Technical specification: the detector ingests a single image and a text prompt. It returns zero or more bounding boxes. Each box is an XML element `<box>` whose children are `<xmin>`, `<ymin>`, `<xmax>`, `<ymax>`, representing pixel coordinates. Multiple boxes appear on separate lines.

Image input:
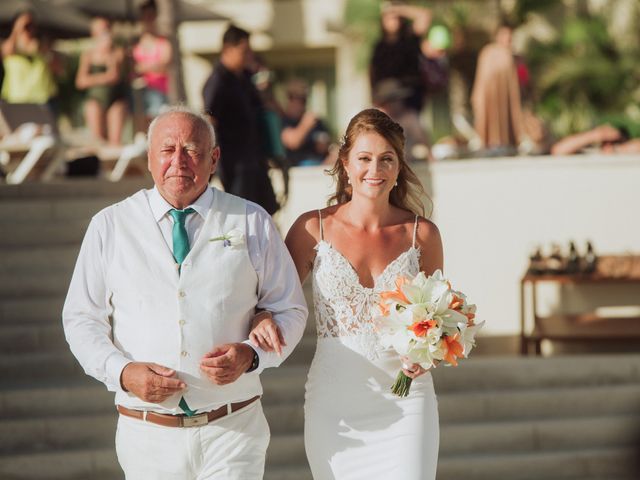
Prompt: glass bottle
<box><xmin>584</xmin><ymin>241</ymin><xmax>597</xmax><ymax>274</ymax></box>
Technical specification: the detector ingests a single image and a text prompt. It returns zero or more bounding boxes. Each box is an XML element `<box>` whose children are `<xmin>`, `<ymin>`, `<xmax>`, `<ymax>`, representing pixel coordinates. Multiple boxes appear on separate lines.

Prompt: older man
<box><xmin>63</xmin><ymin>106</ymin><xmax>307</xmax><ymax>479</ymax></box>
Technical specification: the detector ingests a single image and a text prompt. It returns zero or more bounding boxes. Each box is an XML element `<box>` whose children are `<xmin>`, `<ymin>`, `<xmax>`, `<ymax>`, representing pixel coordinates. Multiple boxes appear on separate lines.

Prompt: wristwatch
<box><xmin>246</xmin><ymin>347</ymin><xmax>260</xmax><ymax>373</ymax></box>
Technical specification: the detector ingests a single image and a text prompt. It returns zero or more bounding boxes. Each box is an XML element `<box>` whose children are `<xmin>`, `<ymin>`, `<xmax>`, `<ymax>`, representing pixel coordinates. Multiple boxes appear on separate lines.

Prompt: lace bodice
<box><xmin>312</xmin><ymin>218</ymin><xmax>421</xmax><ymax>360</ymax></box>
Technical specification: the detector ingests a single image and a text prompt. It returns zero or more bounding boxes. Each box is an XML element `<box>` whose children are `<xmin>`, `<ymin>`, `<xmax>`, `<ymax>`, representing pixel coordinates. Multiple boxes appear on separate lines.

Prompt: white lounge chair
<box><xmin>0</xmin><ymin>102</ymin><xmax>65</xmax><ymax>184</ymax></box>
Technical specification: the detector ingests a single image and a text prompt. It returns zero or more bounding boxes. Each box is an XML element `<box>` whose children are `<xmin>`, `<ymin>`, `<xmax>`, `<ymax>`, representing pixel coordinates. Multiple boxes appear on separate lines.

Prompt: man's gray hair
<box><xmin>147</xmin><ymin>105</ymin><xmax>217</xmax><ymax>152</ymax></box>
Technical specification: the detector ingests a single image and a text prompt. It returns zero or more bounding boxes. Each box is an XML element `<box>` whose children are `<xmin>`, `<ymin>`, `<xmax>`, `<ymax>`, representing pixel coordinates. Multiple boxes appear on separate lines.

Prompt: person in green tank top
<box><xmin>75</xmin><ymin>16</ymin><xmax>129</xmax><ymax>146</ymax></box>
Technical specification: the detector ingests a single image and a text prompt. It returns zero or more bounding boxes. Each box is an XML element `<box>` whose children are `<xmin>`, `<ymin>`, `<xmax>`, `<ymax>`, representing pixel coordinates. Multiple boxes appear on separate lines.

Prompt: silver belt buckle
<box><xmin>182</xmin><ymin>413</ymin><xmax>208</xmax><ymax>427</ymax></box>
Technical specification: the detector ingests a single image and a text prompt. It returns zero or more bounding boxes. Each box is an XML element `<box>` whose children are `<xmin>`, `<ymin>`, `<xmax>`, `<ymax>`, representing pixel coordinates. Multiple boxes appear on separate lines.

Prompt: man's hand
<box><xmin>200</xmin><ymin>343</ymin><xmax>254</xmax><ymax>385</ymax></box>
<box><xmin>120</xmin><ymin>362</ymin><xmax>185</xmax><ymax>403</ymax></box>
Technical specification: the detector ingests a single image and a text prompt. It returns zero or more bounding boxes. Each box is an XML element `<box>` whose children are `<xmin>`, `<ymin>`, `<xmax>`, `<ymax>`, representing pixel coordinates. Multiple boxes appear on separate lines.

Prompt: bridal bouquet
<box><xmin>376</xmin><ymin>270</ymin><xmax>484</xmax><ymax>397</ymax></box>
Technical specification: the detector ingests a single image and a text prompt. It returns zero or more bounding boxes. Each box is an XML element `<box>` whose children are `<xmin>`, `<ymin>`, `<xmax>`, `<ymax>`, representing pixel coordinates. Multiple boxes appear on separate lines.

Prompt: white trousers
<box><xmin>115</xmin><ymin>400</ymin><xmax>270</xmax><ymax>480</ymax></box>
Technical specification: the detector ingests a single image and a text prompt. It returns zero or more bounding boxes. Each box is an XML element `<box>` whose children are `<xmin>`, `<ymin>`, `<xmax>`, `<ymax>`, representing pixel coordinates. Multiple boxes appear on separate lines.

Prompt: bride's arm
<box><xmin>416</xmin><ymin>217</ymin><xmax>444</xmax><ymax>275</ymax></box>
<box><xmin>284</xmin><ymin>211</ymin><xmax>322</xmax><ymax>283</ymax></box>
<box><xmin>402</xmin><ymin>217</ymin><xmax>444</xmax><ymax>379</ymax></box>
<box><xmin>250</xmin><ymin>211</ymin><xmax>321</xmax><ymax>353</ymax></box>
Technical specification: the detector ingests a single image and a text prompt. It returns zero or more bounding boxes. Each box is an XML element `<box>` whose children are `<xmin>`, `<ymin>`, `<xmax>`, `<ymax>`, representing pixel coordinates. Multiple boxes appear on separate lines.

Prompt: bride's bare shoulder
<box><xmin>285</xmin><ymin>207</ymin><xmax>329</xmax><ymax>247</ymax></box>
<box><xmin>288</xmin><ymin>206</ymin><xmax>340</xmax><ymax>238</ymax></box>
<box><xmin>415</xmin><ymin>217</ymin><xmax>443</xmax><ymax>272</ymax></box>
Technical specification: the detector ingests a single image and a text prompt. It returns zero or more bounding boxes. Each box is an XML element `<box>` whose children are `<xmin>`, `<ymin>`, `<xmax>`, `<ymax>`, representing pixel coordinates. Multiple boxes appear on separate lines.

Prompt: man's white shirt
<box><xmin>63</xmin><ymin>186</ymin><xmax>307</xmax><ymax>413</ymax></box>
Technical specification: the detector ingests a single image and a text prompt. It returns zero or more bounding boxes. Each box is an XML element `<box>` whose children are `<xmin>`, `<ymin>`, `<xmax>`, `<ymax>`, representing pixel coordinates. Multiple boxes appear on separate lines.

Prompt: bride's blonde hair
<box><xmin>328</xmin><ymin>108</ymin><xmax>428</xmax><ymax>217</ymax></box>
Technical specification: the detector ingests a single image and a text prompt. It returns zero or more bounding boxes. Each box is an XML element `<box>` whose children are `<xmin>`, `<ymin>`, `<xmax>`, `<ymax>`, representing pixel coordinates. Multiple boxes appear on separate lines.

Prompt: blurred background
<box><xmin>1</xmin><ymin>1</ymin><xmax>640</xmax><ymax>479</ymax></box>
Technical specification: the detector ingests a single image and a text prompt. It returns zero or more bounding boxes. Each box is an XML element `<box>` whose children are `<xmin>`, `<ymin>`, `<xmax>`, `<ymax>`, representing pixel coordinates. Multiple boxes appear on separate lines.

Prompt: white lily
<box><xmin>459</xmin><ymin>320</ymin><xmax>485</xmax><ymax>357</ymax></box>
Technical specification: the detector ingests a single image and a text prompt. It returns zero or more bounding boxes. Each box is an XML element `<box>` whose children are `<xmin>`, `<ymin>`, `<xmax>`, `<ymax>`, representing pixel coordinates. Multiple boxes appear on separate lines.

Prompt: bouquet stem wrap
<box><xmin>391</xmin><ymin>371</ymin><xmax>412</xmax><ymax>397</ymax></box>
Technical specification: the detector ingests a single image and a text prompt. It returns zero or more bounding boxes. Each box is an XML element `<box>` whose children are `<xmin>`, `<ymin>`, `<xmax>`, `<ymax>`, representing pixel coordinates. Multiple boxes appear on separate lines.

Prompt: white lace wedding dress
<box><xmin>304</xmin><ymin>213</ymin><xmax>439</xmax><ymax>480</ymax></box>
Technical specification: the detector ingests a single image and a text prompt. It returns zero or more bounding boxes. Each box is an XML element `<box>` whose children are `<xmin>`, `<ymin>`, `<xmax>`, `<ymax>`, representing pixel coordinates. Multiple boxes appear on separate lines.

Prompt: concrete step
<box><xmin>0</xmin><ymin>179</ymin><xmax>149</xmax><ymax>200</ymax></box>
<box><xmin>0</xmin><ymin>197</ymin><xmax>125</xmax><ymax>225</ymax></box>
<box><xmin>0</xmin><ymin>245</ymin><xmax>79</xmax><ymax>272</ymax></box>
<box><xmin>0</xmin><ymin>269</ymin><xmax>72</xmax><ymax>298</ymax></box>
<box><xmin>0</xmin><ymin>295</ymin><xmax>64</xmax><ymax>323</ymax></box>
<box><xmin>266</xmin><ymin>433</ymin><xmax>306</xmax><ymax>466</ymax></box>
<box><xmin>0</xmin><ymin>352</ymin><xmax>84</xmax><ymax>383</ymax></box>
<box><xmin>0</xmin><ymin>382</ymin><xmax>113</xmax><ymax>420</ymax></box>
<box><xmin>439</xmin><ymin>414</ymin><xmax>640</xmax><ymax>456</ymax></box>
<box><xmin>281</xmin><ymin>334</ymin><xmax>316</xmax><ymax>366</ymax></box>
<box><xmin>0</xmin><ymin>446</ymin><xmax>121</xmax><ymax>480</ymax></box>
<box><xmin>438</xmin><ymin>384</ymin><xmax>640</xmax><ymax>423</ymax></box>
<box><xmin>261</xmin><ymin>366</ymin><xmax>307</xmax><ymax>404</ymax></box>
<box><xmin>437</xmin><ymin>446</ymin><xmax>639</xmax><ymax>480</ymax></box>
<box><xmin>264</xmin><ymin>402</ymin><xmax>305</xmax><ymax>434</ymax></box>
<box><xmin>0</xmin><ymin>220</ymin><xmax>88</xmax><ymax>247</ymax></box>
<box><xmin>264</xmin><ymin>466</ymin><xmax>313</xmax><ymax>480</ymax></box>
<box><xmin>0</xmin><ymin>413</ymin><xmax>116</xmax><ymax>454</ymax></box>
<box><xmin>0</xmin><ymin>322</ymin><xmax>67</xmax><ymax>354</ymax></box>
<box><xmin>431</xmin><ymin>354</ymin><xmax>640</xmax><ymax>393</ymax></box>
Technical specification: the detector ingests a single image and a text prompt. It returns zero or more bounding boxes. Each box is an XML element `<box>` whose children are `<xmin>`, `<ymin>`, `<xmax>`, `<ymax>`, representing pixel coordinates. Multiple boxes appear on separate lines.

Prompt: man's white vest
<box><xmin>106</xmin><ymin>189</ymin><xmax>261</xmax><ymax>412</ymax></box>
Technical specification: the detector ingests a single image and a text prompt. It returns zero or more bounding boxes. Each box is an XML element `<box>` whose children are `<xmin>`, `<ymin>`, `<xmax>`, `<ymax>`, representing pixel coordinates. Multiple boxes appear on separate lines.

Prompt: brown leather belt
<box><xmin>117</xmin><ymin>395</ymin><xmax>260</xmax><ymax>428</ymax></box>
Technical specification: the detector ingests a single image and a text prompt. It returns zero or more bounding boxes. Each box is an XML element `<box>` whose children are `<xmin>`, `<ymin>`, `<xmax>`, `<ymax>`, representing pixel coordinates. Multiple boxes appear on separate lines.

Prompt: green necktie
<box><xmin>169</xmin><ymin>208</ymin><xmax>195</xmax><ymax>266</ymax></box>
<box><xmin>169</xmin><ymin>208</ymin><xmax>197</xmax><ymax>416</ymax></box>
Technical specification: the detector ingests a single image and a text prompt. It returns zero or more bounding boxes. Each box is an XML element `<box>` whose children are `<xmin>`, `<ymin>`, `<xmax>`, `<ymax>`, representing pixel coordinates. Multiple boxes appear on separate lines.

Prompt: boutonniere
<box><xmin>209</xmin><ymin>229</ymin><xmax>245</xmax><ymax>249</ymax></box>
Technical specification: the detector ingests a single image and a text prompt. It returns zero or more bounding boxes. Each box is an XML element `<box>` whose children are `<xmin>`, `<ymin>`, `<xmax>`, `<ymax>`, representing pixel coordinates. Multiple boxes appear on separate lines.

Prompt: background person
<box><xmin>551</xmin><ymin>122</ymin><xmax>640</xmax><ymax>155</ymax></box>
<box><xmin>280</xmin><ymin>78</ymin><xmax>332</xmax><ymax>167</ymax></box>
<box><xmin>75</xmin><ymin>16</ymin><xmax>128</xmax><ymax>146</ymax></box>
<box><xmin>132</xmin><ymin>0</ymin><xmax>172</xmax><ymax>124</ymax></box>
<box><xmin>1</xmin><ymin>10</ymin><xmax>60</xmax><ymax>110</ymax></box>
<box><xmin>370</xmin><ymin>1</ymin><xmax>432</xmax><ymax>114</ymax></box>
<box><xmin>471</xmin><ymin>22</ymin><xmax>524</xmax><ymax>154</ymax></box>
<box><xmin>202</xmin><ymin>24</ymin><xmax>279</xmax><ymax>215</ymax></box>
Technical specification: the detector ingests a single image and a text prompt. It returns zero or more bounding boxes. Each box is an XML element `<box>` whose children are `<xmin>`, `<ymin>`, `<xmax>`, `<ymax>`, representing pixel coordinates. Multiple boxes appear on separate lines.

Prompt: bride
<box><xmin>251</xmin><ymin>108</ymin><xmax>442</xmax><ymax>479</ymax></box>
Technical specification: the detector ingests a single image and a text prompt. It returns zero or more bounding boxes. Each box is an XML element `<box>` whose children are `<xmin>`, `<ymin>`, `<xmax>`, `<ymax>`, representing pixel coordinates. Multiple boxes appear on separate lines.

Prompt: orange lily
<box><xmin>379</xmin><ymin>276</ymin><xmax>410</xmax><ymax>305</ymax></box>
<box><xmin>449</xmin><ymin>293</ymin><xmax>464</xmax><ymax>311</ymax></box>
<box><xmin>408</xmin><ymin>319</ymin><xmax>437</xmax><ymax>337</ymax></box>
<box><xmin>378</xmin><ymin>300</ymin><xmax>390</xmax><ymax>316</ymax></box>
<box><xmin>443</xmin><ymin>334</ymin><xmax>464</xmax><ymax>366</ymax></box>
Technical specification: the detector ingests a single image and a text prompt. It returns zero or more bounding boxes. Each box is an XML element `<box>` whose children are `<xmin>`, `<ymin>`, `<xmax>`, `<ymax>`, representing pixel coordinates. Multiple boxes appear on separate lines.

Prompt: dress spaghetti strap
<box><xmin>412</xmin><ymin>215</ymin><xmax>419</xmax><ymax>249</ymax></box>
<box><xmin>318</xmin><ymin>210</ymin><xmax>324</xmax><ymax>241</ymax></box>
